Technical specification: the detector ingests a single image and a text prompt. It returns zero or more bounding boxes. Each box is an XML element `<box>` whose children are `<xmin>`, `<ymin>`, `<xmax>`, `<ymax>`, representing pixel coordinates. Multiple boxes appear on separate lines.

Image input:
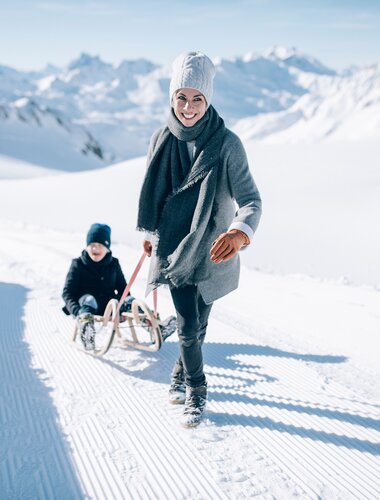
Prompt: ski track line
<box><xmin>140</xmin><ymin>390</ymin><xmax>300</xmax><ymax>499</ymax></box>
<box><xmin>213</xmin><ymin>401</ymin><xmax>376</xmax><ymax>499</ymax></box>
<box><xmin>0</xmin><ymin>296</ymin><xmax>83</xmax><ymax>498</ymax></box>
<box><xmin>258</xmin><ymin>393</ymin><xmax>379</xmax><ymax>484</ymax></box>
<box><xmin>208</xmin><ymin>344</ymin><xmax>380</xmax><ymax>450</ymax></box>
<box><xmin>0</xmin><ymin>233</ymin><xmax>262</xmax><ymax>497</ymax></box>
<box><xmin>208</xmin><ymin>397</ymin><xmax>320</xmax><ymax>498</ymax></box>
<box><xmin>26</xmin><ymin>295</ymin><xmax>230</xmax><ymax>499</ymax></box>
<box><xmin>194</xmin><ymin>336</ymin><xmax>378</xmax><ymax>496</ymax></box>
<box><xmin>101</xmin><ymin>339</ymin><xmax>311</xmax><ymax>498</ymax></box>
<box><xmin>213</xmin><ymin>301</ymin><xmax>380</xmax><ymax>409</ymax></box>
<box><xmin>213</xmin><ymin>303</ymin><xmax>380</xmax><ymax>429</ymax></box>
<box><xmin>29</xmin><ymin>347</ymin><xmax>141</xmax><ymax>497</ymax></box>
<box><xmin>76</xmin><ymin>421</ymin><xmax>123</xmax><ymax>499</ymax></box>
<box><xmin>203</xmin><ymin>360</ymin><xmax>328</xmax><ymax>497</ymax></box>
<box><xmin>128</xmin><ymin>344</ymin><xmax>304</xmax><ymax>497</ymax></box>
<box><xmin>35</xmin><ymin>294</ymin><xmax>286</xmax><ymax>498</ymax></box>
<box><xmin>87</xmin><ymin>318</ymin><xmax>378</xmax><ymax>498</ymax></box>
<box><xmin>105</xmin><ymin>320</ymin><xmax>300</xmax><ymax>498</ymax></box>
<box><xmin>212</xmin><ymin>397</ymin><xmax>373</xmax><ymax>499</ymax></box>
<box><xmin>2</xmin><ymin>227</ymin><xmax>380</xmax><ymax>498</ymax></box>
<box><xmin>26</xmin><ymin>311</ymin><xmax>137</xmax><ymax>498</ymax></box>
<box><xmin>88</xmin><ymin>342</ymin><xmax>230</xmax><ymax>499</ymax></box>
<box><xmin>179</xmin><ymin>309</ymin><xmax>380</xmax><ymax>497</ymax></box>
<box><xmin>202</xmin><ymin>336</ymin><xmax>380</xmax><ymax>498</ymax></box>
<box><xmin>101</xmin><ymin>380</ymin><xmax>229</xmax><ymax>500</ymax></box>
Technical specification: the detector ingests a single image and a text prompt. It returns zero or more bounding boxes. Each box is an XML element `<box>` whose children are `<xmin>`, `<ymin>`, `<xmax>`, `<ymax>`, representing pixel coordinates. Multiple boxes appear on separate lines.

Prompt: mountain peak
<box><xmin>264</xmin><ymin>45</ymin><xmax>335</xmax><ymax>75</ymax></box>
<box><xmin>68</xmin><ymin>53</ymin><xmax>109</xmax><ymax>70</ymax></box>
<box><xmin>264</xmin><ymin>45</ymin><xmax>298</xmax><ymax>60</ymax></box>
<box><xmin>117</xmin><ymin>58</ymin><xmax>159</xmax><ymax>76</ymax></box>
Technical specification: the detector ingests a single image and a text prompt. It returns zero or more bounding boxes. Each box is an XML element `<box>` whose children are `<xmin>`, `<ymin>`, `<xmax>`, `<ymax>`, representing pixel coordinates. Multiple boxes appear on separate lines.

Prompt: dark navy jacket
<box><xmin>62</xmin><ymin>250</ymin><xmax>127</xmax><ymax>316</ymax></box>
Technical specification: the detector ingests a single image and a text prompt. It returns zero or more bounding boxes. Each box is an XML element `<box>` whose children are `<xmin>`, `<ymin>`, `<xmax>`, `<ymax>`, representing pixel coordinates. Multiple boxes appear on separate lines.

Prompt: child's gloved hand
<box><xmin>143</xmin><ymin>239</ymin><xmax>152</xmax><ymax>257</ymax></box>
<box><xmin>210</xmin><ymin>230</ymin><xmax>249</xmax><ymax>264</ymax></box>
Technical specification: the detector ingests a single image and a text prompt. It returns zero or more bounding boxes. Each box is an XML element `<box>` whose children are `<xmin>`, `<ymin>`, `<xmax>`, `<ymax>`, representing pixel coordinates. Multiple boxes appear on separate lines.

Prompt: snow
<box><xmin>1</xmin><ymin>140</ymin><xmax>379</xmax><ymax>287</ymax></box>
<box><xmin>232</xmin><ymin>64</ymin><xmax>380</xmax><ymax>143</ymax></box>
<box><xmin>0</xmin><ymin>155</ymin><xmax>59</xmax><ymax>179</ymax></box>
<box><xmin>0</xmin><ymin>142</ymin><xmax>379</xmax><ymax>497</ymax></box>
<box><xmin>1</xmin><ymin>45</ymin><xmax>380</xmax><ymax>498</ymax></box>
<box><xmin>0</xmin><ymin>100</ymin><xmax>109</xmax><ymax>171</ymax></box>
<box><xmin>241</xmin><ymin>140</ymin><xmax>380</xmax><ymax>287</ymax></box>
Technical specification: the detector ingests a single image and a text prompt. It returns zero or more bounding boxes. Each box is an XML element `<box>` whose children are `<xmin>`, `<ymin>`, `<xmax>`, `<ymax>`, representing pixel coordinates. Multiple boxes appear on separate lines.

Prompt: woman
<box><xmin>137</xmin><ymin>51</ymin><xmax>262</xmax><ymax>427</ymax></box>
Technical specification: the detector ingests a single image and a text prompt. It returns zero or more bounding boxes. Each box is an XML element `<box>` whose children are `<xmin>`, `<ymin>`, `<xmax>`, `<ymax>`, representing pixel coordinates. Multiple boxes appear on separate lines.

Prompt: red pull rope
<box><xmin>116</xmin><ymin>252</ymin><xmax>158</xmax><ymax>317</ymax></box>
<box><xmin>116</xmin><ymin>252</ymin><xmax>146</xmax><ymax>315</ymax></box>
<box><xmin>153</xmin><ymin>288</ymin><xmax>158</xmax><ymax>318</ymax></box>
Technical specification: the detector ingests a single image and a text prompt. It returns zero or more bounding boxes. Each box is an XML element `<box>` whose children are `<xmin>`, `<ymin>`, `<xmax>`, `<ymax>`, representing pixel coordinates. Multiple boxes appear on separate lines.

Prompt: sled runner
<box><xmin>71</xmin><ymin>253</ymin><xmax>177</xmax><ymax>356</ymax></box>
<box><xmin>72</xmin><ymin>297</ymin><xmax>176</xmax><ymax>356</ymax></box>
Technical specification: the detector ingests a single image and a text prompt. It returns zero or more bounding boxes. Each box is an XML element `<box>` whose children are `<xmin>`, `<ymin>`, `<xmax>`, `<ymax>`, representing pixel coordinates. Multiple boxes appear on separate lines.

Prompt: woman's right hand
<box><xmin>143</xmin><ymin>239</ymin><xmax>152</xmax><ymax>257</ymax></box>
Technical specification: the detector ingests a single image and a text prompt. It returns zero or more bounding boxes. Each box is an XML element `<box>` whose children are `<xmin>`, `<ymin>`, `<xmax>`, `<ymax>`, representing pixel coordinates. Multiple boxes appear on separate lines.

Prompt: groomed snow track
<box><xmin>0</xmin><ymin>225</ymin><xmax>379</xmax><ymax>499</ymax></box>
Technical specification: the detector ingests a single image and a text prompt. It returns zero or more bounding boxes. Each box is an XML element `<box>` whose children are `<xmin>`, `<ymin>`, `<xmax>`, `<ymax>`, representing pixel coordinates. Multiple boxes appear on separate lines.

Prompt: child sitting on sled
<box><xmin>62</xmin><ymin>223</ymin><xmax>135</xmax><ymax>350</ymax></box>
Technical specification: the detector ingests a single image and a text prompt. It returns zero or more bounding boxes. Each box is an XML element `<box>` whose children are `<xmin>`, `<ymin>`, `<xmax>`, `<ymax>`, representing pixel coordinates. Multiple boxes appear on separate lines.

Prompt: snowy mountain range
<box><xmin>1</xmin><ymin>46</ymin><xmax>379</xmax><ymax>171</ymax></box>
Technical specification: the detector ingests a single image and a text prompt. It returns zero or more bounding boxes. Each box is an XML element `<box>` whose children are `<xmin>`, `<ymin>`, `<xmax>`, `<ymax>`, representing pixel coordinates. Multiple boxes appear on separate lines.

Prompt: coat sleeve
<box><xmin>114</xmin><ymin>259</ymin><xmax>128</xmax><ymax>300</ymax></box>
<box><xmin>62</xmin><ymin>260</ymin><xmax>81</xmax><ymax>316</ymax></box>
<box><xmin>225</xmin><ymin>133</ymin><xmax>262</xmax><ymax>243</ymax></box>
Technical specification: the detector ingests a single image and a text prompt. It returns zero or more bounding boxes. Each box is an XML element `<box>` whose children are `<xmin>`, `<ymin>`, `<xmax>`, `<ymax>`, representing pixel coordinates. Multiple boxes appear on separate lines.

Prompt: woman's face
<box><xmin>172</xmin><ymin>88</ymin><xmax>207</xmax><ymax>127</ymax></box>
<box><xmin>87</xmin><ymin>242</ymin><xmax>108</xmax><ymax>262</ymax></box>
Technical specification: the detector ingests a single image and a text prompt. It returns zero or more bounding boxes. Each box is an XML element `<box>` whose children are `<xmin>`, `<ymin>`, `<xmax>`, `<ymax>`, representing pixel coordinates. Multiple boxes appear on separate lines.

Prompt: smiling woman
<box><xmin>137</xmin><ymin>51</ymin><xmax>262</xmax><ymax>428</ymax></box>
<box><xmin>173</xmin><ymin>89</ymin><xmax>207</xmax><ymax>127</ymax></box>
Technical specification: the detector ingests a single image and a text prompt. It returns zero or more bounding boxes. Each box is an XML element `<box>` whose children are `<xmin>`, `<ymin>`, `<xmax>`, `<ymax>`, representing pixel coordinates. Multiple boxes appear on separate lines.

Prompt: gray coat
<box><xmin>145</xmin><ymin>127</ymin><xmax>262</xmax><ymax>304</ymax></box>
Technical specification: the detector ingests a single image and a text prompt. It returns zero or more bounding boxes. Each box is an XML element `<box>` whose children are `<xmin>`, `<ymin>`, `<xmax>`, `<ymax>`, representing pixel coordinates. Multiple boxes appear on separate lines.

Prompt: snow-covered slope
<box><xmin>0</xmin><ymin>222</ymin><xmax>379</xmax><ymax>499</ymax></box>
<box><xmin>0</xmin><ymin>139</ymin><xmax>379</xmax><ymax>287</ymax></box>
<box><xmin>1</xmin><ymin>47</ymin><xmax>380</xmax><ymax>170</ymax></box>
<box><xmin>0</xmin><ymin>117</ymin><xmax>379</xmax><ymax>496</ymax></box>
<box><xmin>0</xmin><ymin>155</ymin><xmax>59</xmax><ymax>179</ymax></box>
<box><xmin>233</xmin><ymin>63</ymin><xmax>380</xmax><ymax>142</ymax></box>
<box><xmin>0</xmin><ymin>98</ymin><xmax>109</xmax><ymax>171</ymax></box>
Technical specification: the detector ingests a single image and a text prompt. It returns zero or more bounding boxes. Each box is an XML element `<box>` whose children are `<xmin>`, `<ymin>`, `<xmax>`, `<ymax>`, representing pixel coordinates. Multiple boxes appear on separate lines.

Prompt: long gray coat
<box><xmin>145</xmin><ymin>127</ymin><xmax>262</xmax><ymax>304</ymax></box>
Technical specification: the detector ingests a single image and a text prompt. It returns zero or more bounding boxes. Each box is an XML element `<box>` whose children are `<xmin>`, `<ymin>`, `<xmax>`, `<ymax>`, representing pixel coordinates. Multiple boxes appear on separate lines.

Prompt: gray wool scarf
<box><xmin>137</xmin><ymin>106</ymin><xmax>226</xmax><ymax>288</ymax></box>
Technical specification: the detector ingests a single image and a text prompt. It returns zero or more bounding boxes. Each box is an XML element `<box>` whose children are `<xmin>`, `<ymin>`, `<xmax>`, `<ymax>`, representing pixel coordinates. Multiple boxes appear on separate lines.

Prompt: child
<box><xmin>62</xmin><ymin>223</ymin><xmax>133</xmax><ymax>350</ymax></box>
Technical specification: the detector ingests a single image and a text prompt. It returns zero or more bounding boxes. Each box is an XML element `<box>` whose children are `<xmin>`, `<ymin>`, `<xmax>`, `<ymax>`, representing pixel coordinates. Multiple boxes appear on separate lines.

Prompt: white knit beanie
<box><xmin>169</xmin><ymin>51</ymin><xmax>216</xmax><ymax>108</ymax></box>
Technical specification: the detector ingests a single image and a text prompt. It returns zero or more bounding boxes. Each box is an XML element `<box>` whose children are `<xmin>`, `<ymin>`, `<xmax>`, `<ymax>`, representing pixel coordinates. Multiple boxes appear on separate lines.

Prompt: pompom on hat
<box><xmin>86</xmin><ymin>223</ymin><xmax>111</xmax><ymax>249</ymax></box>
<box><xmin>169</xmin><ymin>51</ymin><xmax>216</xmax><ymax>108</ymax></box>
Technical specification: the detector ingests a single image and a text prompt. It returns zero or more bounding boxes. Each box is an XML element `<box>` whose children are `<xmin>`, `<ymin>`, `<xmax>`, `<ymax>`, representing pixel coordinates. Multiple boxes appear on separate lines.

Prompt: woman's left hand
<box><xmin>210</xmin><ymin>230</ymin><xmax>249</xmax><ymax>264</ymax></box>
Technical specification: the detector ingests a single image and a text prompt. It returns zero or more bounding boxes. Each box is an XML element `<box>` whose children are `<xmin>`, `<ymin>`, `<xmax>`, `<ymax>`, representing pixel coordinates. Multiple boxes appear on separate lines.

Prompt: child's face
<box><xmin>87</xmin><ymin>242</ymin><xmax>109</xmax><ymax>262</ymax></box>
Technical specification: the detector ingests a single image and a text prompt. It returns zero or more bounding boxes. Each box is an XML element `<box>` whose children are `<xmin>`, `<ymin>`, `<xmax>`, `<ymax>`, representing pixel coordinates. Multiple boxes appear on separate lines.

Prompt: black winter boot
<box><xmin>180</xmin><ymin>383</ymin><xmax>207</xmax><ymax>428</ymax></box>
<box><xmin>78</xmin><ymin>313</ymin><xmax>96</xmax><ymax>351</ymax></box>
<box><xmin>168</xmin><ymin>375</ymin><xmax>186</xmax><ymax>405</ymax></box>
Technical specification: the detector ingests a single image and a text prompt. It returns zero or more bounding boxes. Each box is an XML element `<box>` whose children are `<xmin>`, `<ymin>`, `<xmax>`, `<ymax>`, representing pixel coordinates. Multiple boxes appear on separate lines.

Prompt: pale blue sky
<box><xmin>1</xmin><ymin>0</ymin><xmax>379</xmax><ymax>71</ymax></box>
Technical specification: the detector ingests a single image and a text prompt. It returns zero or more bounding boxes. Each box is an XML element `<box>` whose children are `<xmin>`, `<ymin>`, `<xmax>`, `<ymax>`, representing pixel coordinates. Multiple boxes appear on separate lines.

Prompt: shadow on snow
<box><xmin>0</xmin><ymin>282</ymin><xmax>83</xmax><ymax>497</ymax></box>
<box><xmin>100</xmin><ymin>338</ymin><xmax>379</xmax><ymax>456</ymax></box>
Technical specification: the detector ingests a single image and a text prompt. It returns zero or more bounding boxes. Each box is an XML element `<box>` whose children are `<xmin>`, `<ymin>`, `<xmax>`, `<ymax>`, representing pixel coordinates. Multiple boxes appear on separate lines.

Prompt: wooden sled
<box><xmin>72</xmin><ymin>297</ymin><xmax>168</xmax><ymax>357</ymax></box>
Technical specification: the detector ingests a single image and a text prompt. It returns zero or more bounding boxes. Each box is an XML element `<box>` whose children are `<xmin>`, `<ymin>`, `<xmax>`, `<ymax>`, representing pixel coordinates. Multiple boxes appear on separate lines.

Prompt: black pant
<box><xmin>170</xmin><ymin>284</ymin><xmax>213</xmax><ymax>388</ymax></box>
